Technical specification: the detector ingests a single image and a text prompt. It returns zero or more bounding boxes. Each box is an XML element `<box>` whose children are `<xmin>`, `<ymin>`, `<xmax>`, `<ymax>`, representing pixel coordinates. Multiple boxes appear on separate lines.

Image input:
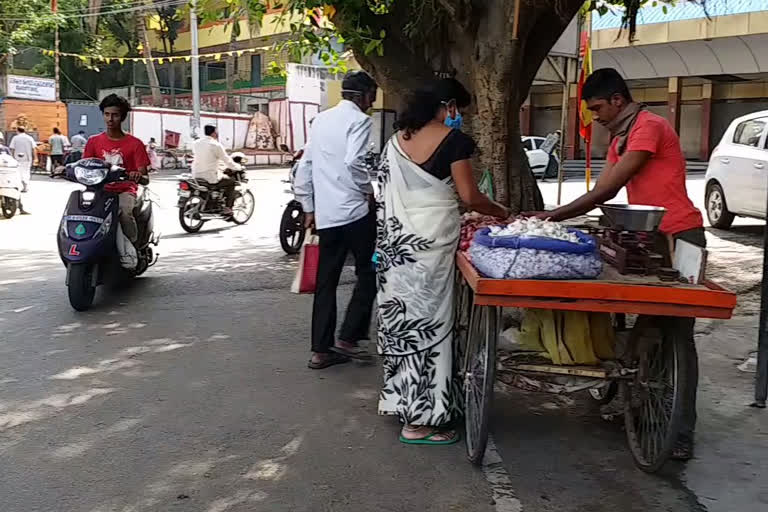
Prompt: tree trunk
<box><xmin>137</xmin><ymin>11</ymin><xmax>162</xmax><ymax>107</ymax></box>
<box><xmin>86</xmin><ymin>0</ymin><xmax>102</xmax><ymax>34</ymax></box>
<box><xmin>226</xmin><ymin>22</ymin><xmax>238</xmax><ymax>112</ymax></box>
<box><xmin>340</xmin><ymin>0</ymin><xmax>581</xmax><ymax>211</ymax></box>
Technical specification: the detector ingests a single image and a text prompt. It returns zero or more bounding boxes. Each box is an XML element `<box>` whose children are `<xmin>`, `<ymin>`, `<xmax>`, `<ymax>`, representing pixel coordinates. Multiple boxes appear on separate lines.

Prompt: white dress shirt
<box><xmin>293</xmin><ymin>100</ymin><xmax>373</xmax><ymax>230</ymax></box>
<box><xmin>192</xmin><ymin>136</ymin><xmax>239</xmax><ymax>183</ymax></box>
<box><xmin>9</xmin><ymin>133</ymin><xmax>37</xmax><ymax>162</ymax></box>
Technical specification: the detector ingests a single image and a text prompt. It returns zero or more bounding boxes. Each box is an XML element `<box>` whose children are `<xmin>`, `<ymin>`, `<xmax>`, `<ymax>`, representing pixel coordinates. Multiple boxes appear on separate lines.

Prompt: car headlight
<box><xmin>74</xmin><ymin>166</ymin><xmax>108</xmax><ymax>186</ymax></box>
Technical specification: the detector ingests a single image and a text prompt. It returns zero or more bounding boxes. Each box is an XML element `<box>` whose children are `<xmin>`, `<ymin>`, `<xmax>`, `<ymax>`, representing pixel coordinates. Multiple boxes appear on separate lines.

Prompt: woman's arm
<box><xmin>452</xmin><ymin>159</ymin><xmax>510</xmax><ymax>218</ymax></box>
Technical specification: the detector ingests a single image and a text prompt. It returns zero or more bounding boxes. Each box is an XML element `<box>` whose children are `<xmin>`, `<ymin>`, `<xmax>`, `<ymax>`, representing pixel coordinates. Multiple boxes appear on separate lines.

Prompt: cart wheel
<box><xmin>623</xmin><ymin>317</ymin><xmax>694</xmax><ymax>473</ymax></box>
<box><xmin>464</xmin><ymin>304</ymin><xmax>498</xmax><ymax>466</ymax></box>
<box><xmin>454</xmin><ymin>277</ymin><xmax>473</xmax><ymax>370</ymax></box>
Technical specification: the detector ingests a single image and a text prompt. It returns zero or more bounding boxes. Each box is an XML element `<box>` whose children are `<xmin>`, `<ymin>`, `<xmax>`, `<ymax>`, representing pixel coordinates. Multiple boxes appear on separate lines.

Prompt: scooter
<box><xmin>0</xmin><ymin>145</ymin><xmax>22</xmax><ymax>219</ymax></box>
<box><xmin>56</xmin><ymin>158</ymin><xmax>159</xmax><ymax>311</ymax></box>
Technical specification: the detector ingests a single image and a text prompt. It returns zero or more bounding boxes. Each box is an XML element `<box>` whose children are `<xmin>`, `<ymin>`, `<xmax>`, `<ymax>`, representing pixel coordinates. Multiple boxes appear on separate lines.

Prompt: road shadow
<box><xmin>707</xmin><ymin>225</ymin><xmax>765</xmax><ymax>250</ymax></box>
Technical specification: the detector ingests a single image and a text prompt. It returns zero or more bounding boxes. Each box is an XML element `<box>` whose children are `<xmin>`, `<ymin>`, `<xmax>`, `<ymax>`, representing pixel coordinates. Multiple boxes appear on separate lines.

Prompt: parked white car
<box><xmin>523</xmin><ymin>136</ymin><xmax>559</xmax><ymax>179</ymax></box>
<box><xmin>705</xmin><ymin>110</ymin><xmax>768</xmax><ymax>229</ymax></box>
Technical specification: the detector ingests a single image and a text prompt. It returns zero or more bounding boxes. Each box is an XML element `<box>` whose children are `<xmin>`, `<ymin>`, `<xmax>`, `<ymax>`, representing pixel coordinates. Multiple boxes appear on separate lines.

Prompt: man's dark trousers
<box><xmin>311</xmin><ymin>211</ymin><xmax>376</xmax><ymax>354</ymax></box>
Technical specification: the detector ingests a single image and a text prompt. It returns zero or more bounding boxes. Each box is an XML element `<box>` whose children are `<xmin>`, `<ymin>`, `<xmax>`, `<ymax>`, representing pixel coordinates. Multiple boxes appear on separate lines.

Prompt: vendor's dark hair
<box><xmin>582</xmin><ymin>68</ymin><xmax>633</xmax><ymax>102</ymax></box>
<box><xmin>394</xmin><ymin>78</ymin><xmax>471</xmax><ymax>139</ymax></box>
<box><xmin>99</xmin><ymin>93</ymin><xmax>132</xmax><ymax>121</ymax></box>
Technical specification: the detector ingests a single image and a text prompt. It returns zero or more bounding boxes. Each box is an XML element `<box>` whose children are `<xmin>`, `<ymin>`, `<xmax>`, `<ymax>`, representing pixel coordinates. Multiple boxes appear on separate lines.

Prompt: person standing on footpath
<box><xmin>294</xmin><ymin>71</ymin><xmax>379</xmax><ymax>370</ymax></box>
<box><xmin>523</xmin><ymin>68</ymin><xmax>703</xmax><ymax>460</ymax></box>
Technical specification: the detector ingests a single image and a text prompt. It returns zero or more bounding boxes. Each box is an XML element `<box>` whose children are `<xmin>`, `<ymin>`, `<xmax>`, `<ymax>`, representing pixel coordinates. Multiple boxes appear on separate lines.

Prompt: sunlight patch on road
<box><xmin>0</xmin><ymin>387</ymin><xmax>116</xmax><ymax>431</ymax></box>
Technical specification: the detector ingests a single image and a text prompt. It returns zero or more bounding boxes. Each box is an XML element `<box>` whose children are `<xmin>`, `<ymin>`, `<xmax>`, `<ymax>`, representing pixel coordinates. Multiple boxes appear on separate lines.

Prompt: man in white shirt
<box><xmin>192</xmin><ymin>125</ymin><xmax>241</xmax><ymax>215</ymax></box>
<box><xmin>9</xmin><ymin>126</ymin><xmax>37</xmax><ymax>197</ymax></box>
<box><xmin>294</xmin><ymin>71</ymin><xmax>378</xmax><ymax>369</ymax></box>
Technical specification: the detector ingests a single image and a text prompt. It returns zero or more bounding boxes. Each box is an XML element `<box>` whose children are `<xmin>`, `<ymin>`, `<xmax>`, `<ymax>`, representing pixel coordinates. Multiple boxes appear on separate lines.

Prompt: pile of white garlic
<box><xmin>488</xmin><ymin>217</ymin><xmax>579</xmax><ymax>244</ymax></box>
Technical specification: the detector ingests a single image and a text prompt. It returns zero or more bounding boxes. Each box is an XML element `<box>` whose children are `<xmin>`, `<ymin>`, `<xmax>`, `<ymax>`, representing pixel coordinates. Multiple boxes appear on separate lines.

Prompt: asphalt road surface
<box><xmin>1</xmin><ymin>170</ymin><xmax>766</xmax><ymax>512</ymax></box>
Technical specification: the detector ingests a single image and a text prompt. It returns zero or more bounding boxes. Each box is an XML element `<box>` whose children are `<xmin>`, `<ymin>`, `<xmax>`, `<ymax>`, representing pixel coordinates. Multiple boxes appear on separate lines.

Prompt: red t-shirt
<box><xmin>607</xmin><ymin>111</ymin><xmax>703</xmax><ymax>235</ymax></box>
<box><xmin>83</xmin><ymin>132</ymin><xmax>150</xmax><ymax>172</ymax></box>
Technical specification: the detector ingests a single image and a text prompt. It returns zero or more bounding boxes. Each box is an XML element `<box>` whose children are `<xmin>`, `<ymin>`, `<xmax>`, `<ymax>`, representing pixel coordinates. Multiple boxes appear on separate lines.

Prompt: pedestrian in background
<box><xmin>443</xmin><ymin>99</ymin><xmax>463</xmax><ymax>130</ymax></box>
<box><xmin>9</xmin><ymin>126</ymin><xmax>36</xmax><ymax>202</ymax></box>
<box><xmin>69</xmin><ymin>130</ymin><xmax>88</xmax><ymax>163</ymax></box>
<box><xmin>49</xmin><ymin>127</ymin><xmax>67</xmax><ymax>173</ymax></box>
<box><xmin>294</xmin><ymin>71</ymin><xmax>379</xmax><ymax>370</ymax></box>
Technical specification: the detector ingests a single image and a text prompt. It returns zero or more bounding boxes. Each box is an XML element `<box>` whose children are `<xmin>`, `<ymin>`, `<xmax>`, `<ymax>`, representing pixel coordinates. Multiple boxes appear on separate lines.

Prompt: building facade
<box><xmin>525</xmin><ymin>0</ymin><xmax>768</xmax><ymax>162</ymax></box>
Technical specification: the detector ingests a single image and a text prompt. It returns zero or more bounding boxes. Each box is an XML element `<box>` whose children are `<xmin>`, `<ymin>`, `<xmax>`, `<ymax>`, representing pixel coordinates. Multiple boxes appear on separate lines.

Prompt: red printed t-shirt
<box><xmin>83</xmin><ymin>133</ymin><xmax>150</xmax><ymax>172</ymax></box>
<box><xmin>607</xmin><ymin>110</ymin><xmax>703</xmax><ymax>235</ymax></box>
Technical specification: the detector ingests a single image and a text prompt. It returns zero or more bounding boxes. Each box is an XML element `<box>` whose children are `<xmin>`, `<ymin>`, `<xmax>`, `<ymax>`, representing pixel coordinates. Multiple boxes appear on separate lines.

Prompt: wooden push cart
<box><xmin>455</xmin><ymin>252</ymin><xmax>737</xmax><ymax>473</ymax></box>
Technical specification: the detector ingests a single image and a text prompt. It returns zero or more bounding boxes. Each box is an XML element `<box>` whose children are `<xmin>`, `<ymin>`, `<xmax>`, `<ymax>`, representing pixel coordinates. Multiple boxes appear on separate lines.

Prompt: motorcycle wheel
<box><xmin>1</xmin><ymin>197</ymin><xmax>18</xmax><ymax>219</ymax></box>
<box><xmin>280</xmin><ymin>202</ymin><xmax>305</xmax><ymax>255</ymax></box>
<box><xmin>179</xmin><ymin>197</ymin><xmax>205</xmax><ymax>233</ymax></box>
<box><xmin>231</xmin><ymin>190</ymin><xmax>255</xmax><ymax>225</ymax></box>
<box><xmin>68</xmin><ymin>264</ymin><xmax>96</xmax><ymax>311</ymax></box>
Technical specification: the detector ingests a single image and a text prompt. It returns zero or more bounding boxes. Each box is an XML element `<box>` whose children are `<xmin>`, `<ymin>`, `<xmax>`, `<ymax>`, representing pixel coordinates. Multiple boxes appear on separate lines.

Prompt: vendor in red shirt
<box><xmin>83</xmin><ymin>94</ymin><xmax>150</xmax><ymax>244</ymax></box>
<box><xmin>524</xmin><ymin>68</ymin><xmax>703</xmax><ymax>460</ymax></box>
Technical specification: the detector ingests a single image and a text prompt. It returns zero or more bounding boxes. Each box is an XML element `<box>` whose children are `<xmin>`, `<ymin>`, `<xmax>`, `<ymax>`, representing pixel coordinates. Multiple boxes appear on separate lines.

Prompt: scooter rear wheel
<box><xmin>68</xmin><ymin>264</ymin><xmax>96</xmax><ymax>311</ymax></box>
<box><xmin>179</xmin><ymin>197</ymin><xmax>205</xmax><ymax>233</ymax></box>
<box><xmin>1</xmin><ymin>197</ymin><xmax>18</xmax><ymax>219</ymax></box>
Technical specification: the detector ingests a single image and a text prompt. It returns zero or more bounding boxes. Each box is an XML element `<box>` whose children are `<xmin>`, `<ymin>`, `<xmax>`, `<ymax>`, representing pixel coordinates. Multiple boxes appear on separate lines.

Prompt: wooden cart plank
<box><xmin>457</xmin><ymin>252</ymin><xmax>737</xmax><ymax>313</ymax></box>
<box><xmin>473</xmin><ymin>295</ymin><xmax>733</xmax><ymax>319</ymax></box>
<box><xmin>509</xmin><ymin>363</ymin><xmax>608</xmax><ymax>378</ymax></box>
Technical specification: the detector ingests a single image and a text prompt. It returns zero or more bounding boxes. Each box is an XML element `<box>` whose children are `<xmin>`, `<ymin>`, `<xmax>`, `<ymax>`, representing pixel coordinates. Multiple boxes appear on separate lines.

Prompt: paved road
<box><xmin>1</xmin><ymin>171</ymin><xmax>766</xmax><ymax>511</ymax></box>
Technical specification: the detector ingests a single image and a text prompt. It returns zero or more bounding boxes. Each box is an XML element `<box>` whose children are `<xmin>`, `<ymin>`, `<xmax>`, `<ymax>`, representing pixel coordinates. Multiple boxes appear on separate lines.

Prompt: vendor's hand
<box><xmin>303</xmin><ymin>212</ymin><xmax>315</xmax><ymax>230</ymax></box>
<box><xmin>520</xmin><ymin>210</ymin><xmax>553</xmax><ymax>220</ymax></box>
<box><xmin>128</xmin><ymin>171</ymin><xmax>143</xmax><ymax>183</ymax></box>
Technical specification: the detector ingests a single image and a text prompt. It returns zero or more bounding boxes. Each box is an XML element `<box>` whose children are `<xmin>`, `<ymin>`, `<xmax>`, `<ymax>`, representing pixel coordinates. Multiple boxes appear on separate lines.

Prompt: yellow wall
<box><xmin>149</xmin><ymin>10</ymin><xmax>300</xmax><ymax>53</ymax></box>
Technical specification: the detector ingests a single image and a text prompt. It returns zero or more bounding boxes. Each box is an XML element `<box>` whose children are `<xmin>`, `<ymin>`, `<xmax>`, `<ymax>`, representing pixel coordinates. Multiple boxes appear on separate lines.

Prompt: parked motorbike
<box><xmin>0</xmin><ymin>145</ymin><xmax>22</xmax><ymax>219</ymax></box>
<box><xmin>278</xmin><ymin>144</ymin><xmax>380</xmax><ymax>255</ymax></box>
<box><xmin>177</xmin><ymin>153</ymin><xmax>255</xmax><ymax>233</ymax></box>
<box><xmin>279</xmin><ymin>147</ymin><xmax>306</xmax><ymax>255</ymax></box>
<box><xmin>56</xmin><ymin>158</ymin><xmax>159</xmax><ymax>311</ymax></box>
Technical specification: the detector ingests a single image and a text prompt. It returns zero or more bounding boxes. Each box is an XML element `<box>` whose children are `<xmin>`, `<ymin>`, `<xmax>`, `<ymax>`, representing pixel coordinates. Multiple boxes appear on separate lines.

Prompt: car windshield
<box><xmin>522</xmin><ymin>138</ymin><xmax>534</xmax><ymax>151</ymax></box>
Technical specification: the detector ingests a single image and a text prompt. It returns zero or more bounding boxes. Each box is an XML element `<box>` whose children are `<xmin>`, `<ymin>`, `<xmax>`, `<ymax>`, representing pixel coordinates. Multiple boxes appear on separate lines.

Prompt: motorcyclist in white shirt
<box><xmin>191</xmin><ymin>125</ymin><xmax>242</xmax><ymax>215</ymax></box>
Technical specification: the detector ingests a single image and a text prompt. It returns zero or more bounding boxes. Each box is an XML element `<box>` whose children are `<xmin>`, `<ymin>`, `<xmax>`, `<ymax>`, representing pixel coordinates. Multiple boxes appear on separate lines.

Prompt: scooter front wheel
<box><xmin>68</xmin><ymin>263</ymin><xmax>96</xmax><ymax>311</ymax></box>
<box><xmin>1</xmin><ymin>197</ymin><xmax>18</xmax><ymax>218</ymax></box>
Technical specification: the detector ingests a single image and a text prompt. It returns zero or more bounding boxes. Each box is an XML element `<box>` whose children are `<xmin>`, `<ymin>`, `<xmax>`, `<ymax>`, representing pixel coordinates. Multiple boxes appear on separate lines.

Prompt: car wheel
<box><xmin>706</xmin><ymin>182</ymin><xmax>735</xmax><ymax>229</ymax></box>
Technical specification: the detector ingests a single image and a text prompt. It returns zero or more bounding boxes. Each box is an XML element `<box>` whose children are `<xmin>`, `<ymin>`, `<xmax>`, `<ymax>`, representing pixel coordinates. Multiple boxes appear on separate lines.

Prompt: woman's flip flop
<box><xmin>399</xmin><ymin>430</ymin><xmax>461</xmax><ymax>445</ymax></box>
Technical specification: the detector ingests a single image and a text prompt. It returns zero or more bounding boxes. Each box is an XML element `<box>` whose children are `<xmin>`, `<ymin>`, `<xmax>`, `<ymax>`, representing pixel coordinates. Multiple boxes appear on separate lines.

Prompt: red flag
<box><xmin>577</xmin><ymin>30</ymin><xmax>593</xmax><ymax>143</ymax></box>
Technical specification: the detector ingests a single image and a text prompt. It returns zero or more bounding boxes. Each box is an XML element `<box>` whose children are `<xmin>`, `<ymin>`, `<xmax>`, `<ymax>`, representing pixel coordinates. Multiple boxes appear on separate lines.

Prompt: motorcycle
<box><xmin>279</xmin><ymin>147</ymin><xmax>306</xmax><ymax>255</ymax></box>
<box><xmin>278</xmin><ymin>145</ymin><xmax>380</xmax><ymax>255</ymax></box>
<box><xmin>0</xmin><ymin>145</ymin><xmax>22</xmax><ymax>219</ymax></box>
<box><xmin>56</xmin><ymin>158</ymin><xmax>159</xmax><ymax>311</ymax></box>
<box><xmin>177</xmin><ymin>152</ymin><xmax>255</xmax><ymax>233</ymax></box>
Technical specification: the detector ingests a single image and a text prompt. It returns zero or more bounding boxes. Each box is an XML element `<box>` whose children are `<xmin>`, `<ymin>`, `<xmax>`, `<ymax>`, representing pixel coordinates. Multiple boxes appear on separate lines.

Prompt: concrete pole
<box><xmin>190</xmin><ymin>0</ymin><xmax>201</xmax><ymax>138</ymax></box>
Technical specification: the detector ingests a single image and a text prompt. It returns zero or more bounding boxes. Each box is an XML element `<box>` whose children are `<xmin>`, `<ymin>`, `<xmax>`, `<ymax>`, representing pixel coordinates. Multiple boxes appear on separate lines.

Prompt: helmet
<box><xmin>230</xmin><ymin>151</ymin><xmax>246</xmax><ymax>164</ymax></box>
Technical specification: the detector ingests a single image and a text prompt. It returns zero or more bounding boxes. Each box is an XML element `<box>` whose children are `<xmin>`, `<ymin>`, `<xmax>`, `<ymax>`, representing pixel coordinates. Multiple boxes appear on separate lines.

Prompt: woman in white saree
<box><xmin>376</xmin><ymin>79</ymin><xmax>510</xmax><ymax>444</ymax></box>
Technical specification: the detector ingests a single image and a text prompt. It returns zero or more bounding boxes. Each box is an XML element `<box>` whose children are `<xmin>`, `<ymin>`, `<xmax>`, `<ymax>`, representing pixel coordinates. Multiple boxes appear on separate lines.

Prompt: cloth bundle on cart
<box><xmin>469</xmin><ymin>227</ymin><xmax>602</xmax><ymax>280</ymax></box>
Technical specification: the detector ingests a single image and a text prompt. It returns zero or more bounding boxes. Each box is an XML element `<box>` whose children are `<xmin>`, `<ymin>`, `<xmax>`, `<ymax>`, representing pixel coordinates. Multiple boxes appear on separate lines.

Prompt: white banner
<box><xmin>7</xmin><ymin>75</ymin><xmax>56</xmax><ymax>101</ymax></box>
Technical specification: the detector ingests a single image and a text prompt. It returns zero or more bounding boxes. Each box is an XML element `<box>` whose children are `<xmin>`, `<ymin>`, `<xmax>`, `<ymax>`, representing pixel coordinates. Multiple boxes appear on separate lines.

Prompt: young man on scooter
<box><xmin>83</xmin><ymin>94</ymin><xmax>150</xmax><ymax>245</ymax></box>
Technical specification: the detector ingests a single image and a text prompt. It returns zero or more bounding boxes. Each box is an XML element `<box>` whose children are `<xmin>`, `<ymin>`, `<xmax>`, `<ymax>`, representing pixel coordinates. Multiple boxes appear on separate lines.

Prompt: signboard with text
<box><xmin>6</xmin><ymin>75</ymin><xmax>56</xmax><ymax>101</ymax></box>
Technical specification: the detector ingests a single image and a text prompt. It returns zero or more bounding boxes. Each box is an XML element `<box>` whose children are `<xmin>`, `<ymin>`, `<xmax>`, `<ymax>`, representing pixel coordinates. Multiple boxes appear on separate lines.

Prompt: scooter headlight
<box><xmin>94</xmin><ymin>212</ymin><xmax>113</xmax><ymax>238</ymax></box>
<box><xmin>74</xmin><ymin>165</ymin><xmax>108</xmax><ymax>186</ymax></box>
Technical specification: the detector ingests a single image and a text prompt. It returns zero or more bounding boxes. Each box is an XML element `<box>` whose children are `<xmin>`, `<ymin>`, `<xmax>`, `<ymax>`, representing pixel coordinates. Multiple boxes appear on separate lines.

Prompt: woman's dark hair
<box><xmin>99</xmin><ymin>93</ymin><xmax>132</xmax><ymax>121</ymax></box>
<box><xmin>394</xmin><ymin>78</ymin><xmax>471</xmax><ymax>139</ymax></box>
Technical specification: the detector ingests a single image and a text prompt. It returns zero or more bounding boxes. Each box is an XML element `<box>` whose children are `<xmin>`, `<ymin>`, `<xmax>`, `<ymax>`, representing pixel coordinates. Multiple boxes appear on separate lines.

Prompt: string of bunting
<box><xmin>38</xmin><ymin>45</ymin><xmax>271</xmax><ymax>66</ymax></box>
